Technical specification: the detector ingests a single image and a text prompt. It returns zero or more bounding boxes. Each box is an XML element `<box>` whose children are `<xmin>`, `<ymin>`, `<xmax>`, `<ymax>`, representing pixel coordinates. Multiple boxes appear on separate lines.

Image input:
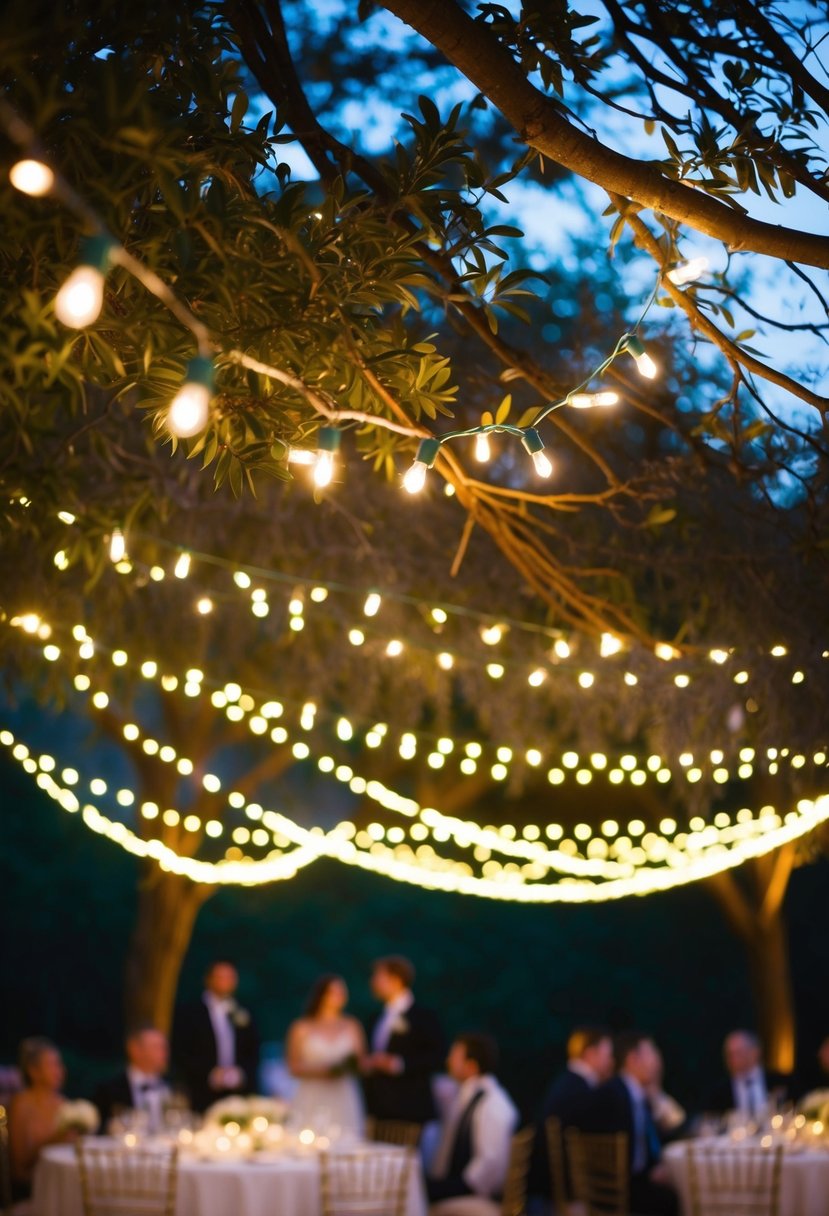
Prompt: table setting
<box><xmin>32</xmin><ymin>1096</ymin><xmax>427</xmax><ymax>1216</ymax></box>
<box><xmin>664</xmin><ymin>1108</ymin><xmax>829</xmax><ymax>1216</ymax></box>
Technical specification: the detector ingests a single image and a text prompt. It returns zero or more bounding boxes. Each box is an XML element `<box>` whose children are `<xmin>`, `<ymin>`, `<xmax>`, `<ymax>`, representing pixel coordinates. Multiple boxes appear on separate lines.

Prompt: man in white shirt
<box><xmin>428</xmin><ymin>1033</ymin><xmax>518</xmax><ymax>1204</ymax></box>
<box><xmin>94</xmin><ymin>1026</ymin><xmax>171</xmax><ymax>1132</ymax></box>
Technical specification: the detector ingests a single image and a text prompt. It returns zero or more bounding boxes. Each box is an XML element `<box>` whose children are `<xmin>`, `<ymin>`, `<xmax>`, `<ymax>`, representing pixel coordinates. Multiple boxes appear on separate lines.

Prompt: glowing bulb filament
<box><xmin>313</xmin><ymin>451</ymin><xmax>334</xmax><ymax>487</ymax></box>
<box><xmin>109</xmin><ymin>529</ymin><xmax>126</xmax><ymax>563</ymax></box>
<box><xmin>174</xmin><ymin>552</ymin><xmax>191</xmax><ymax>579</ymax></box>
<box><xmin>474</xmin><ymin>432</ymin><xmax>491</xmax><ymax>463</ymax></box>
<box><xmin>55</xmin><ymin>266</ymin><xmax>105</xmax><ymax>328</ymax></box>
<box><xmin>569</xmin><ymin>391</ymin><xmax>620</xmax><ymax>409</ymax></box>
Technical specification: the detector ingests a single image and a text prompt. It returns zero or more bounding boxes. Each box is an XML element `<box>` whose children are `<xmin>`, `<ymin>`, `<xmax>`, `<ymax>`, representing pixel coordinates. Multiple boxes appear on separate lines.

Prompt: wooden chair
<box><xmin>564</xmin><ymin>1128</ymin><xmax>629</xmax><ymax>1216</ymax></box>
<box><xmin>0</xmin><ymin>1106</ymin><xmax>11</xmax><ymax>1216</ymax></box>
<box><xmin>429</xmin><ymin>1125</ymin><xmax>536</xmax><ymax>1216</ymax></box>
<box><xmin>320</xmin><ymin>1146</ymin><xmax>415</xmax><ymax>1216</ymax></box>
<box><xmin>365</xmin><ymin>1117</ymin><xmax>422</xmax><ymax>1150</ymax></box>
<box><xmin>686</xmin><ymin>1142</ymin><xmax>783</xmax><ymax>1216</ymax></box>
<box><xmin>544</xmin><ymin>1116</ymin><xmax>569</xmax><ymax>1215</ymax></box>
<box><xmin>76</xmin><ymin>1141</ymin><xmax>178</xmax><ymax>1216</ymax></box>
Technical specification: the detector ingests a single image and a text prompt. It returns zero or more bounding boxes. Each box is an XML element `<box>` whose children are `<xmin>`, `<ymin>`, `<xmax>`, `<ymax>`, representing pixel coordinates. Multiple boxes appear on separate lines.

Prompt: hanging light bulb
<box><xmin>600</xmin><ymin>632</ymin><xmax>624</xmax><ymax>657</ymax></box>
<box><xmin>474</xmin><ymin>432</ymin><xmax>492</xmax><ymax>463</ymax></box>
<box><xmin>167</xmin><ymin>357</ymin><xmax>214</xmax><ymax>438</ymax></box>
<box><xmin>667</xmin><ymin>257</ymin><xmax>708</xmax><ymax>286</ymax></box>
<box><xmin>568</xmin><ymin>391</ymin><xmax>620</xmax><ymax>409</ymax></box>
<box><xmin>624</xmin><ymin>335</ymin><xmax>658</xmax><ymax>379</ymax></box>
<box><xmin>108</xmin><ymin>529</ymin><xmax>126</xmax><ymax>563</ymax></box>
<box><xmin>521</xmin><ymin>428</ymin><xmax>552</xmax><ymax>477</ymax></box>
<box><xmin>10</xmin><ymin>158</ymin><xmax>54</xmax><ymax>197</ymax></box>
<box><xmin>313</xmin><ymin>428</ymin><xmax>340</xmax><ymax>488</ymax></box>
<box><xmin>174</xmin><ymin>552</ymin><xmax>191</xmax><ymax>579</ymax></box>
<box><xmin>54</xmin><ymin>236</ymin><xmax>113</xmax><ymax>328</ymax></box>
<box><xmin>403</xmin><ymin>438</ymin><xmax>440</xmax><ymax>494</ymax></box>
<box><xmin>364</xmin><ymin>592</ymin><xmax>382</xmax><ymax>617</ymax></box>
<box><xmin>288</xmin><ymin>448</ymin><xmax>315</xmax><ymax>465</ymax></box>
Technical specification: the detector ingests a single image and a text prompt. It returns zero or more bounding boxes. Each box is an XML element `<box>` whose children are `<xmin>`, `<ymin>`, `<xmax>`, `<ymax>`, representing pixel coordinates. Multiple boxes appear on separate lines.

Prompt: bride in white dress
<box><xmin>286</xmin><ymin>975</ymin><xmax>366</xmax><ymax>1139</ymax></box>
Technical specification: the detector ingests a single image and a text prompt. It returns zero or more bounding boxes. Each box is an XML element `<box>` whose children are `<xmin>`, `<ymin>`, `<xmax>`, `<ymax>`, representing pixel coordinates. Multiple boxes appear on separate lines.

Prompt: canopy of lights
<box><xmin>5</xmin><ymin>527</ymin><xmax>828</xmax><ymax>901</ymax></box>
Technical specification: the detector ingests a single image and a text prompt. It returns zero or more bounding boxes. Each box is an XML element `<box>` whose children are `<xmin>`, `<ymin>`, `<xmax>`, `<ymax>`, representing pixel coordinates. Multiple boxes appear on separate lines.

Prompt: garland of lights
<box><xmin>7</xmin><ymin>611</ymin><xmax>829</xmax><ymax>893</ymax></box>
<box><xmin>44</xmin><ymin>515</ymin><xmax>821</xmax><ymax>691</ymax></box>
<box><xmin>11</xmin><ymin>613</ymin><xmax>825</xmax><ymax>793</ymax></box>
<box><xmin>5</xmin><ymin>726</ymin><xmax>828</xmax><ymax>900</ymax></box>
<box><xmin>5</xmin><ymin>115</ymin><xmax>713</xmax><ymax>497</ymax></box>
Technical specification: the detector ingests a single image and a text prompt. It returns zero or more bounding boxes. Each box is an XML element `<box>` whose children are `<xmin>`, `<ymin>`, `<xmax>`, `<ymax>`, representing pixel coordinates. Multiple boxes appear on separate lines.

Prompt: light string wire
<box><xmin>11</xmin><ymin>611</ymin><xmax>825</xmax><ymax>795</ymax></box>
<box><xmin>7</xmin><ymin>617</ymin><xmax>829</xmax><ymax>889</ymax></box>
<box><xmin>5</xmin><ymin>724</ymin><xmax>828</xmax><ymax>899</ymax></box>
<box><xmin>3</xmin><ymin>101</ymin><xmax>683</xmax><ymax>483</ymax></box>
<box><xmin>51</xmin><ymin>515</ymin><xmax>825</xmax><ymax>678</ymax></box>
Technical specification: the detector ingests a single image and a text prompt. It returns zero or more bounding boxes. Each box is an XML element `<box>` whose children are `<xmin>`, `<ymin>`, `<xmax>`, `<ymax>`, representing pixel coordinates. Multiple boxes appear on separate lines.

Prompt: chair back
<box><xmin>501</xmin><ymin>1126</ymin><xmax>535</xmax><ymax>1216</ymax></box>
<box><xmin>365</xmin><ymin>1117</ymin><xmax>422</xmax><ymax>1150</ymax></box>
<box><xmin>686</xmin><ymin>1143</ymin><xmax>783</xmax><ymax>1216</ymax></box>
<box><xmin>320</xmin><ymin>1146</ymin><xmax>414</xmax><ymax>1216</ymax></box>
<box><xmin>0</xmin><ymin>1106</ymin><xmax>11</xmax><ymax>1216</ymax></box>
<box><xmin>76</xmin><ymin>1141</ymin><xmax>178</xmax><ymax>1216</ymax></box>
<box><xmin>544</xmin><ymin>1116</ymin><xmax>569</xmax><ymax>1214</ymax></box>
<box><xmin>564</xmin><ymin>1128</ymin><xmax>629</xmax><ymax>1216</ymax></box>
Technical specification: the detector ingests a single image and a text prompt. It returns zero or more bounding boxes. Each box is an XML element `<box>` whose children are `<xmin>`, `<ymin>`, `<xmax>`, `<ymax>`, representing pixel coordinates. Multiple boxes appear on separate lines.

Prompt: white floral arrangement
<box><xmin>58</xmin><ymin>1099</ymin><xmax>100</xmax><ymax>1133</ymax></box>
<box><xmin>204</xmin><ymin>1095</ymin><xmax>288</xmax><ymax>1129</ymax></box>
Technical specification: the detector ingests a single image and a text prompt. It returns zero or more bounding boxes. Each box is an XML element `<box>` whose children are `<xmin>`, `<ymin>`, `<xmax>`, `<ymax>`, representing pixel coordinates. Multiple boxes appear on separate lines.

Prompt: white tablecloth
<box><xmin>33</xmin><ymin>1141</ymin><xmax>428</xmax><ymax>1216</ymax></box>
<box><xmin>664</xmin><ymin>1139</ymin><xmax>829</xmax><ymax>1216</ymax></box>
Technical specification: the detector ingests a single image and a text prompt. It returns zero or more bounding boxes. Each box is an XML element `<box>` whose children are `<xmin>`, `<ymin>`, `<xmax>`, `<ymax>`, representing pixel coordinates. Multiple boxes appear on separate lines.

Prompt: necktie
<box><xmin>447</xmin><ymin>1090</ymin><xmax>485</xmax><ymax>1179</ymax></box>
<box><xmin>644</xmin><ymin>1102</ymin><xmax>662</xmax><ymax>1163</ymax></box>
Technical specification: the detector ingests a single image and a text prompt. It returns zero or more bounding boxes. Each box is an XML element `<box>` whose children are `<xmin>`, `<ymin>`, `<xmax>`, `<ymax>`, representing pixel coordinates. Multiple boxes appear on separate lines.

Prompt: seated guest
<box><xmin>591</xmin><ymin>1032</ymin><xmax>679</xmax><ymax>1216</ymax></box>
<box><xmin>428</xmin><ymin>1033</ymin><xmax>518</xmax><ymax>1205</ymax></box>
<box><xmin>646</xmin><ymin>1044</ymin><xmax>688</xmax><ymax>1140</ymax></box>
<box><xmin>173</xmin><ymin>959</ymin><xmax>260</xmax><ymax>1112</ymax></box>
<box><xmin>531</xmin><ymin>1025</ymin><xmax>614</xmax><ymax>1198</ymax></box>
<box><xmin>797</xmin><ymin>1035</ymin><xmax>829</xmax><ymax>1112</ymax></box>
<box><xmin>705</xmin><ymin>1030</ymin><xmax>790</xmax><ymax>1117</ymax></box>
<box><xmin>9</xmin><ymin>1038</ymin><xmax>76</xmax><ymax>1200</ymax></box>
<box><xmin>94</xmin><ymin>1025</ymin><xmax>171</xmax><ymax>1132</ymax></box>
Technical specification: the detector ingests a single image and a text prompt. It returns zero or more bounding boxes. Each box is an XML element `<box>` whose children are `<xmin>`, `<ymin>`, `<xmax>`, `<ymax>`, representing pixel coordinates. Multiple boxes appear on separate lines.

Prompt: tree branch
<box><xmin>381</xmin><ymin>0</ymin><xmax>829</xmax><ymax>269</ymax></box>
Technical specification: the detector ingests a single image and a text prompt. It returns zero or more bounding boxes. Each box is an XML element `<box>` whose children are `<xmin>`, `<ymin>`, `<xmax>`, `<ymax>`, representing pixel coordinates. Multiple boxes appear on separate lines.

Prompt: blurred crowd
<box><xmin>6</xmin><ymin>954</ymin><xmax>826</xmax><ymax>1216</ymax></box>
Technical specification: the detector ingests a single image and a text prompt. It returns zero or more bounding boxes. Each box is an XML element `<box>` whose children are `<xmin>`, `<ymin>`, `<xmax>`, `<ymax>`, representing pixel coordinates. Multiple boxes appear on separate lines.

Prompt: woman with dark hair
<box><xmin>286</xmin><ymin>975</ymin><xmax>366</xmax><ymax>1138</ymax></box>
<box><xmin>9</xmin><ymin>1039</ymin><xmax>74</xmax><ymax>1199</ymax></box>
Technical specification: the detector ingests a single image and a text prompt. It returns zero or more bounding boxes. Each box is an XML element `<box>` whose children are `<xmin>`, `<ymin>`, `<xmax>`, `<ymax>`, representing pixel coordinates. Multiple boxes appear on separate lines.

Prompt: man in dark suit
<box><xmin>172</xmin><ymin>959</ymin><xmax>260</xmax><ymax>1113</ymax></box>
<box><xmin>591</xmin><ymin>1031</ymin><xmax>679</xmax><ymax>1216</ymax></box>
<box><xmin>94</xmin><ymin>1025</ymin><xmax>171</xmax><ymax>1132</ymax></box>
<box><xmin>531</xmin><ymin>1025</ymin><xmax>614</xmax><ymax>1199</ymax></box>
<box><xmin>362</xmin><ymin>955</ymin><xmax>445</xmax><ymax>1125</ymax></box>
<box><xmin>705</xmin><ymin>1030</ymin><xmax>791</xmax><ymax>1117</ymax></box>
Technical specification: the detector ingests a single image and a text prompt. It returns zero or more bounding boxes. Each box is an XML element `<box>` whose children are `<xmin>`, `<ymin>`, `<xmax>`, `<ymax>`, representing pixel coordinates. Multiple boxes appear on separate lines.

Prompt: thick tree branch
<box><xmin>381</xmin><ymin>0</ymin><xmax>829</xmax><ymax>269</ymax></box>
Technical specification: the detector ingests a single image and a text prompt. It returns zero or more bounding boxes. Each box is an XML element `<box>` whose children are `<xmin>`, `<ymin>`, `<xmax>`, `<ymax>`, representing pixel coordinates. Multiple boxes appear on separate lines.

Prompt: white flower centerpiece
<box><xmin>58</xmin><ymin>1100</ymin><xmax>100</xmax><ymax>1134</ymax></box>
<box><xmin>198</xmin><ymin>1096</ymin><xmax>289</xmax><ymax>1158</ymax></box>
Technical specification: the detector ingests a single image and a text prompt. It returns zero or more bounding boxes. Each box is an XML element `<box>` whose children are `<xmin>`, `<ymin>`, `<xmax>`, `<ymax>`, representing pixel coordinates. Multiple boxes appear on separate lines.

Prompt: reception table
<box><xmin>33</xmin><ymin>1140</ymin><xmax>428</xmax><ymax>1216</ymax></box>
<box><xmin>664</xmin><ymin>1138</ymin><xmax>829</xmax><ymax>1216</ymax></box>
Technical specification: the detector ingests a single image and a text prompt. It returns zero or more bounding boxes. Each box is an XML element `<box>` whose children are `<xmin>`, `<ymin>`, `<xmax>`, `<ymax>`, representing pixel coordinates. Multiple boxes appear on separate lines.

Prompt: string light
<box><xmin>568</xmin><ymin>391</ymin><xmax>619</xmax><ymax>409</ymax></box>
<box><xmin>174</xmin><ymin>552</ymin><xmax>191</xmax><ymax>580</ymax></box>
<box><xmin>667</xmin><ymin>257</ymin><xmax>708</xmax><ymax>286</ymax></box>
<box><xmin>5</xmin><ymin>726</ymin><xmax>828</xmax><ymax>900</ymax></box>
<box><xmin>474</xmin><ymin>432</ymin><xmax>492</xmax><ymax>463</ymax></box>
<box><xmin>313</xmin><ymin>427</ymin><xmax>340</xmax><ymax>488</ymax></box>
<box><xmin>108</xmin><ymin>529</ymin><xmax>126</xmax><ymax>563</ymax></box>
<box><xmin>167</xmin><ymin>357</ymin><xmax>214</xmax><ymax>438</ymax></box>
<box><xmin>520</xmin><ymin>428</ymin><xmax>553</xmax><ymax>477</ymax></box>
<box><xmin>403</xmin><ymin>438</ymin><xmax>440</xmax><ymax>494</ymax></box>
<box><xmin>624</xmin><ymin>334</ymin><xmax>658</xmax><ymax>379</ymax></box>
<box><xmin>9</xmin><ymin>158</ymin><xmax>54</xmax><ymax>196</ymax></box>
<box><xmin>54</xmin><ymin>236</ymin><xmax>113</xmax><ymax>328</ymax></box>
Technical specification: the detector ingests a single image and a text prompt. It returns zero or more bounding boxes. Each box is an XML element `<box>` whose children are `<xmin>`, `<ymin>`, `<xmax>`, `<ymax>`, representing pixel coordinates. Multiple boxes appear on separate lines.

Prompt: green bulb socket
<box><xmin>415</xmin><ymin>438</ymin><xmax>441</xmax><ymax>467</ymax></box>
<box><xmin>78</xmin><ymin>234</ymin><xmax>116</xmax><ymax>273</ymax></box>
<box><xmin>521</xmin><ymin>428</ymin><xmax>545</xmax><ymax>456</ymax></box>
<box><xmin>317</xmin><ymin>427</ymin><xmax>341</xmax><ymax>453</ymax></box>
<box><xmin>625</xmin><ymin>335</ymin><xmax>645</xmax><ymax>358</ymax></box>
<box><xmin>184</xmin><ymin>356</ymin><xmax>215</xmax><ymax>391</ymax></box>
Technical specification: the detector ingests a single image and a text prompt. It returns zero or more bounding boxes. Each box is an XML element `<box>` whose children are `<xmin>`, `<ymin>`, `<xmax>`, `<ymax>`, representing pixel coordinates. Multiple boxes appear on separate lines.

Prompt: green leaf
<box><xmin>495</xmin><ymin>394</ymin><xmax>512</xmax><ymax>425</ymax></box>
<box><xmin>230</xmin><ymin>90</ymin><xmax>249</xmax><ymax>134</ymax></box>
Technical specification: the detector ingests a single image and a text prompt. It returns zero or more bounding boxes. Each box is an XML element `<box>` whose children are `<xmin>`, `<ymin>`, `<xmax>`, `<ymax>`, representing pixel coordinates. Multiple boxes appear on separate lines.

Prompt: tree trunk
<box><xmin>706</xmin><ymin>843</ymin><xmax>797</xmax><ymax>1075</ymax></box>
<box><xmin>745</xmin><ymin>910</ymin><xmax>796</xmax><ymax>1075</ymax></box>
<box><xmin>123</xmin><ymin>862</ymin><xmax>213</xmax><ymax>1034</ymax></box>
